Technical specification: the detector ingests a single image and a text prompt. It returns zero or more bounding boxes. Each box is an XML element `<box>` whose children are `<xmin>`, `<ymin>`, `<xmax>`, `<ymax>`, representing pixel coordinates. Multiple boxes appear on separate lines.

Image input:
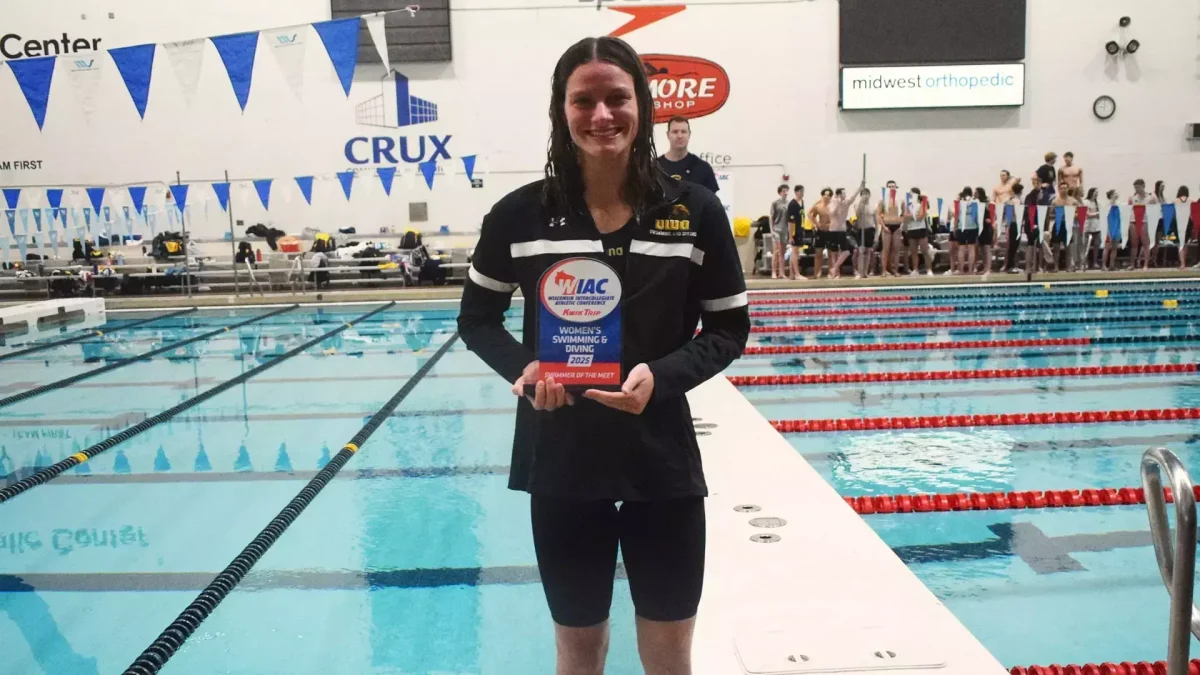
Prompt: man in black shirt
<box><xmin>786</xmin><ymin>185</ymin><xmax>806</xmax><ymax>279</ymax></box>
<box><xmin>656</xmin><ymin>116</ymin><xmax>720</xmax><ymax>194</ymax></box>
<box><xmin>1035</xmin><ymin>152</ymin><xmax>1057</xmax><ymax>205</ymax></box>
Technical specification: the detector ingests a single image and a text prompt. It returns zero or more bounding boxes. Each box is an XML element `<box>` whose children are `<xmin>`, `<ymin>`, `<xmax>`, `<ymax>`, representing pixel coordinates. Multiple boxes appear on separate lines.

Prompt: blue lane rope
<box><xmin>0</xmin><ymin>305</ymin><xmax>298</xmax><ymax>409</ymax></box>
<box><xmin>0</xmin><ymin>307</ymin><xmax>198</xmax><ymax>363</ymax></box>
<box><xmin>0</xmin><ymin>302</ymin><xmax>395</xmax><ymax>506</ymax></box>
<box><xmin>122</xmin><ymin>331</ymin><xmax>460</xmax><ymax>675</ymax></box>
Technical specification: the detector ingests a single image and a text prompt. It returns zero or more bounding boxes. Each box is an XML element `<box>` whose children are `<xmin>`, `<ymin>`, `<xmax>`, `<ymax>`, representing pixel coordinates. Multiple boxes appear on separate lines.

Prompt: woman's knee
<box><xmin>555</xmin><ymin>622</ymin><xmax>609</xmax><ymax>674</ymax></box>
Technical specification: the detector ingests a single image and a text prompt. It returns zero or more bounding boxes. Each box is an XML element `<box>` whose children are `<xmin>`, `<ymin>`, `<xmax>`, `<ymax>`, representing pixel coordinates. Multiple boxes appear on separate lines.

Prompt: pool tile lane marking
<box><xmin>0</xmin><ymin>306</ymin><xmax>199</xmax><ymax>363</ymax></box>
<box><xmin>123</xmin><ymin>331</ymin><xmax>460</xmax><ymax>675</ymax></box>
<box><xmin>0</xmin><ymin>302</ymin><xmax>397</xmax><ymax>506</ymax></box>
<box><xmin>0</xmin><ymin>305</ymin><xmax>299</xmax><ymax>409</ymax></box>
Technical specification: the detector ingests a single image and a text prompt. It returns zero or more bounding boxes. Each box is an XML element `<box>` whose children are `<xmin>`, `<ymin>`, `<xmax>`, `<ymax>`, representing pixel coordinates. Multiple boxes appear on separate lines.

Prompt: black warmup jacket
<box><xmin>457</xmin><ymin>176</ymin><xmax>750</xmax><ymax>501</ymax></box>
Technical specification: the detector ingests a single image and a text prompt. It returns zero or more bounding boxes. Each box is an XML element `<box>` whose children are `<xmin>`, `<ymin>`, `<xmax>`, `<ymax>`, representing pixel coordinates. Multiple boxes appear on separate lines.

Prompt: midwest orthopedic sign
<box><xmin>841</xmin><ymin>64</ymin><xmax>1025</xmax><ymax>110</ymax></box>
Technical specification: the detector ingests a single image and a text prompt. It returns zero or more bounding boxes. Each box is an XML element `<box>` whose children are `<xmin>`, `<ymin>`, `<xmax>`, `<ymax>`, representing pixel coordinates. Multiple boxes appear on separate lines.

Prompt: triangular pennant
<box><xmin>1118</xmin><ymin>205</ymin><xmax>1132</xmax><ymax>249</ymax></box>
<box><xmin>211</xmin><ymin>31</ymin><xmax>260</xmax><ymax>111</ymax></box>
<box><xmin>364</xmin><ymin>14</ymin><xmax>391</xmax><ymax>73</ymax></box>
<box><xmin>4</xmin><ymin>210</ymin><xmax>15</xmax><ymax>237</ymax></box>
<box><xmin>294</xmin><ymin>176</ymin><xmax>314</xmax><ymax>204</ymax></box>
<box><xmin>6</xmin><ymin>56</ymin><xmax>56</xmax><ymax>130</ymax></box>
<box><xmin>1163</xmin><ymin>203</ymin><xmax>1177</xmax><ymax>237</ymax></box>
<box><xmin>376</xmin><ymin>167</ymin><xmax>396</xmax><ymax>195</ymax></box>
<box><xmin>1145</xmin><ymin>204</ymin><xmax>1162</xmax><ymax>249</ymax></box>
<box><xmin>1192</xmin><ymin>202</ymin><xmax>1200</xmax><ymax>242</ymax></box>
<box><xmin>19</xmin><ymin>209</ymin><xmax>30</xmax><ymax>233</ymax></box>
<box><xmin>263</xmin><ymin>27</ymin><xmax>308</xmax><ymax>102</ymax></box>
<box><xmin>1036</xmin><ymin>205</ymin><xmax>1048</xmax><ymax>228</ymax></box>
<box><xmin>212</xmin><ymin>182</ymin><xmax>231</xmax><ymax>211</ymax></box>
<box><xmin>1054</xmin><ymin>206</ymin><xmax>1066</xmax><ymax>236</ymax></box>
<box><xmin>419</xmin><ymin>160</ymin><xmax>437</xmax><ymax>189</ymax></box>
<box><xmin>108</xmin><ymin>43</ymin><xmax>156</xmax><ymax>119</ymax></box>
<box><xmin>86</xmin><ymin>187</ymin><xmax>105</xmax><ymax>214</ymax></box>
<box><xmin>32</xmin><ymin>208</ymin><xmax>42</xmax><ymax>232</ymax></box>
<box><xmin>253</xmin><ymin>178</ymin><xmax>272</xmax><ymax>210</ymax></box>
<box><xmin>48</xmin><ymin>227</ymin><xmax>60</xmax><ymax>255</ymax></box>
<box><xmin>46</xmin><ymin>188</ymin><xmax>63</xmax><ymax>210</ymax></box>
<box><xmin>62</xmin><ymin>55</ymin><xmax>103</xmax><ymax>123</ymax></box>
<box><xmin>128</xmin><ymin>186</ymin><xmax>147</xmax><ymax>215</ymax></box>
<box><xmin>169</xmin><ymin>184</ymin><xmax>190</xmax><ymax>213</ymax></box>
<box><xmin>313</xmin><ymin>17</ymin><xmax>360</xmax><ymax>97</ymax></box>
<box><xmin>162</xmin><ymin>39</ymin><xmax>206</xmax><ymax>107</ymax></box>
<box><xmin>460</xmin><ymin>155</ymin><xmax>477</xmax><ymax>182</ymax></box>
<box><xmin>122</xmin><ymin>206</ymin><xmax>134</xmax><ymax>235</ymax></box>
<box><xmin>15</xmin><ymin>234</ymin><xmax>27</xmax><ymax>260</ymax></box>
<box><xmin>336</xmin><ymin>170</ymin><xmax>355</xmax><ymax>200</ymax></box>
<box><xmin>2</xmin><ymin>189</ymin><xmax>20</xmax><ymax>210</ymax></box>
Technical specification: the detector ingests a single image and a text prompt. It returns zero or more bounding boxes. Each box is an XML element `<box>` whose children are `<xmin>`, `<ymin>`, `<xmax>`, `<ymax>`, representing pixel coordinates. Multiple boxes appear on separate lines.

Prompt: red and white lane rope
<box><xmin>729</xmin><ymin>363</ymin><xmax>1198</xmax><ymax>387</ymax></box>
<box><xmin>843</xmin><ymin>485</ymin><xmax>1200</xmax><ymax>515</ymax></box>
<box><xmin>770</xmin><ymin>407</ymin><xmax>1200</xmax><ymax>433</ymax></box>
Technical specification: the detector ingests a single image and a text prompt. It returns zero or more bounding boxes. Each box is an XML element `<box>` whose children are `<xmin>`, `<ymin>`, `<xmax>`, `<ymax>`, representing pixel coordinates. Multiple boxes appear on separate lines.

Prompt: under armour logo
<box><xmin>549</xmin><ymin>217</ymin><xmax>567</xmax><ymax>228</ymax></box>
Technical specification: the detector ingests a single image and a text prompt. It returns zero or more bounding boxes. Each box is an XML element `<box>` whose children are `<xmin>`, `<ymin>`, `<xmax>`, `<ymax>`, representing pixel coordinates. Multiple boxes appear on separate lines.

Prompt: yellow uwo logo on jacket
<box><xmin>655</xmin><ymin>219</ymin><xmax>691</xmax><ymax>231</ymax></box>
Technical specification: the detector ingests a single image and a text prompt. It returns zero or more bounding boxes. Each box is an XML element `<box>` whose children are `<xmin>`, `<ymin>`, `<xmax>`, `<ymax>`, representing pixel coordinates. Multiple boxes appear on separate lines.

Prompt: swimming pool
<box><xmin>1</xmin><ymin>302</ymin><xmax>667</xmax><ymax>675</ymax></box>
<box><xmin>2</xmin><ymin>278</ymin><xmax>1198</xmax><ymax>673</ymax></box>
<box><xmin>736</xmin><ymin>279</ymin><xmax>1200</xmax><ymax>669</ymax></box>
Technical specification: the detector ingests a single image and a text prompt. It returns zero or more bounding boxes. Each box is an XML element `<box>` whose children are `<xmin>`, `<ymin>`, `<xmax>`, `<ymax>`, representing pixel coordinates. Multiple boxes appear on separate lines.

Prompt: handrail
<box><xmin>1141</xmin><ymin>446</ymin><xmax>1200</xmax><ymax>675</ymax></box>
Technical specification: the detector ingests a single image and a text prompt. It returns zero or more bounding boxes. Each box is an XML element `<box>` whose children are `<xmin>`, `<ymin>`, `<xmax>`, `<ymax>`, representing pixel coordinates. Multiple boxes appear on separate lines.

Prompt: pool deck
<box><xmin>38</xmin><ymin>266</ymin><xmax>1200</xmax><ymax>311</ymax></box>
<box><xmin>688</xmin><ymin>376</ymin><xmax>1008</xmax><ymax>674</ymax></box>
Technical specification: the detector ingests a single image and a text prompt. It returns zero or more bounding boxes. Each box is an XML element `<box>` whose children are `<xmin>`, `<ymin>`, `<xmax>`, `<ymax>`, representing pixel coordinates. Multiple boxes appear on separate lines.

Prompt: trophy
<box><xmin>529</xmin><ymin>256</ymin><xmax>623</xmax><ymax>394</ymax></box>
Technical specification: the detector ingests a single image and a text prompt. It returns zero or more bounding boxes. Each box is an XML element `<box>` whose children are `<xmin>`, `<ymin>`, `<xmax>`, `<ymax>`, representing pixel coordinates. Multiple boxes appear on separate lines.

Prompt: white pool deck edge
<box><xmin>688</xmin><ymin>376</ymin><xmax>1008</xmax><ymax>674</ymax></box>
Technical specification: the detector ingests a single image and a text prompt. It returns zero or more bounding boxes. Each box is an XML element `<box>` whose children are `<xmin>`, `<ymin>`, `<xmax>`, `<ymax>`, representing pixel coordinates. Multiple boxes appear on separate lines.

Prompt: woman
<box><xmin>457</xmin><ymin>36</ymin><xmax>750</xmax><ymax>675</ymax></box>
<box><xmin>903</xmin><ymin>188</ymin><xmax>931</xmax><ymax>276</ymax></box>
<box><xmin>954</xmin><ymin>187</ymin><xmax>978</xmax><ymax>275</ymax></box>
<box><xmin>1177</xmin><ymin>186</ymin><xmax>1192</xmax><ymax>269</ymax></box>
<box><xmin>974</xmin><ymin>187</ymin><xmax>995</xmax><ymax>277</ymax></box>
<box><xmin>1083</xmin><ymin>188</ymin><xmax>1103</xmax><ymax>270</ymax></box>
<box><xmin>878</xmin><ymin>181</ymin><xmax>904</xmax><ymax>277</ymax></box>
<box><xmin>1103</xmin><ymin>189</ymin><xmax>1122</xmax><ymax>271</ymax></box>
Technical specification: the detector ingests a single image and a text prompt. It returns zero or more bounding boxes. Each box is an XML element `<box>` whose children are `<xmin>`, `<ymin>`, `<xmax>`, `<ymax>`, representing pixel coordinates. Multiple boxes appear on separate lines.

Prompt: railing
<box><xmin>1141</xmin><ymin>447</ymin><xmax>1200</xmax><ymax>675</ymax></box>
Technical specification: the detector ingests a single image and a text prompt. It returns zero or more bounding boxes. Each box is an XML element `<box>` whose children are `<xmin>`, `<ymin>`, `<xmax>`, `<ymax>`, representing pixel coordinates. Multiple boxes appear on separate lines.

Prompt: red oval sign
<box><xmin>641</xmin><ymin>54</ymin><xmax>731</xmax><ymax>124</ymax></box>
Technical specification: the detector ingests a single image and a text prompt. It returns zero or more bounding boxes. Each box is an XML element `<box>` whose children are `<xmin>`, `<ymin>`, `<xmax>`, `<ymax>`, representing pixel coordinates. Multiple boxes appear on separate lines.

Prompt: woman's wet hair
<box><xmin>973</xmin><ymin>187</ymin><xmax>988</xmax><ymax>202</ymax></box>
<box><xmin>542</xmin><ymin>36</ymin><xmax>662</xmax><ymax>216</ymax></box>
<box><xmin>1086</xmin><ymin>188</ymin><xmax>1099</xmax><ymax>202</ymax></box>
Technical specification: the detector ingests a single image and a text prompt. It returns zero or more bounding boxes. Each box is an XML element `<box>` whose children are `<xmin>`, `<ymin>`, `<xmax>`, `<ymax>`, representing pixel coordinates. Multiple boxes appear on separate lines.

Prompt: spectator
<box><xmin>769</xmin><ymin>184</ymin><xmax>790</xmax><ymax>279</ymax></box>
<box><xmin>786</xmin><ymin>185</ymin><xmax>807</xmax><ymax>280</ymax></box>
<box><xmin>1058</xmin><ymin>152</ymin><xmax>1084</xmax><ymax>197</ymax></box>
<box><xmin>878</xmin><ymin>180</ymin><xmax>904</xmax><ymax>277</ymax></box>
<box><xmin>656</xmin><ymin>117</ymin><xmax>719</xmax><ymax>193</ymax></box>
<box><xmin>1128</xmin><ymin>179</ymin><xmax>1153</xmax><ymax>270</ymax></box>
<box><xmin>974</xmin><ymin>187</ymin><xmax>995</xmax><ymax>277</ymax></box>
<box><xmin>1083</xmin><ymin>188</ymin><xmax>1103</xmax><ymax>271</ymax></box>
<box><xmin>903</xmin><ymin>188</ymin><xmax>932</xmax><ymax>276</ymax></box>
<box><xmin>1036</xmin><ymin>152</ymin><xmax>1057</xmax><ymax>204</ymax></box>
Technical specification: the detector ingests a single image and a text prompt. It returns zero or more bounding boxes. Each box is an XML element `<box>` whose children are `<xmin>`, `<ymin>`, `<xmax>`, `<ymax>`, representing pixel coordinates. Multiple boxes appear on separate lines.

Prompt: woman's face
<box><xmin>564</xmin><ymin>61</ymin><xmax>638</xmax><ymax>162</ymax></box>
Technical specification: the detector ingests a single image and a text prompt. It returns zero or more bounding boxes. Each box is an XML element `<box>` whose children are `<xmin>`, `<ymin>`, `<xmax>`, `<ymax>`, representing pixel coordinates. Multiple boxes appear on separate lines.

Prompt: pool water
<box><xmin>4</xmin><ymin>279</ymin><xmax>1200</xmax><ymax>673</ymax></box>
<box><xmin>0</xmin><ymin>304</ymin><xmax>648</xmax><ymax>675</ymax></box>
<box><xmin>738</xmin><ymin>280</ymin><xmax>1200</xmax><ymax>668</ymax></box>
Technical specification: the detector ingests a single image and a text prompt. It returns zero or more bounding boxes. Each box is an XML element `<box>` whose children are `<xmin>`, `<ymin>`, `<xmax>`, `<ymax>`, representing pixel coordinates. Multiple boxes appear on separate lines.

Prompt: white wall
<box><xmin>1</xmin><ymin>0</ymin><xmax>1198</xmax><ymax>245</ymax></box>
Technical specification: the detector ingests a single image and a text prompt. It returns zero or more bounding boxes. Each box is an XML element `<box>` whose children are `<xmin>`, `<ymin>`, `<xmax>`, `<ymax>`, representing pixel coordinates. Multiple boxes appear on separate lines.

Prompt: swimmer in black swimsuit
<box><xmin>878</xmin><ymin>180</ymin><xmax>903</xmax><ymax>276</ymax></box>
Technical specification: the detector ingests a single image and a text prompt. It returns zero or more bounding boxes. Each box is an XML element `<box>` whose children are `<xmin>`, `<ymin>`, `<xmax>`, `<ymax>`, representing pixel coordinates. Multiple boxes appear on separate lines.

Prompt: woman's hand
<box><xmin>584</xmin><ymin>363</ymin><xmax>654</xmax><ymax>415</ymax></box>
<box><xmin>512</xmin><ymin>361</ymin><xmax>574</xmax><ymax>411</ymax></box>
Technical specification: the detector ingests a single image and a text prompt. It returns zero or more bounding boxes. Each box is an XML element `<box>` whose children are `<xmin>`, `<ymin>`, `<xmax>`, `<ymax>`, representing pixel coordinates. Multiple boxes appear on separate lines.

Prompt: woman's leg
<box><xmin>621</xmin><ymin>498</ymin><xmax>706</xmax><ymax>675</ymax></box>
<box><xmin>881</xmin><ymin>231</ymin><xmax>894</xmax><ymax>276</ymax></box>
<box><xmin>790</xmin><ymin>245</ymin><xmax>803</xmax><ymax>279</ymax></box>
<box><xmin>967</xmin><ymin>243</ymin><xmax>978</xmax><ymax>275</ymax></box>
<box><xmin>532</xmin><ymin>497</ymin><xmax>620</xmax><ymax>675</ymax></box>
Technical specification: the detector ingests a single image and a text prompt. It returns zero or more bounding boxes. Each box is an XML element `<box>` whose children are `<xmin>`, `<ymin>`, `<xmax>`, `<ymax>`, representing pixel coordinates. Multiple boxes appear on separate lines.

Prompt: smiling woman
<box><xmin>457</xmin><ymin>34</ymin><xmax>750</xmax><ymax>675</ymax></box>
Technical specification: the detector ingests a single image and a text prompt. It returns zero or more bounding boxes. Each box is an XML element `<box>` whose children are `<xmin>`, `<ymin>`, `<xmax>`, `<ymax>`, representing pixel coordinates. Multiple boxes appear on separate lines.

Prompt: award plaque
<box><xmin>533</xmin><ymin>256</ymin><xmax>623</xmax><ymax>392</ymax></box>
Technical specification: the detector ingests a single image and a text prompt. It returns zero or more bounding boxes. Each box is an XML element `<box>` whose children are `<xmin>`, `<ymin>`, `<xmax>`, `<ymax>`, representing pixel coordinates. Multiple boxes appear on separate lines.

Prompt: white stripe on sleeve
<box><xmin>509</xmin><ymin>239</ymin><xmax>603</xmax><ymax>258</ymax></box>
<box><xmin>468</xmin><ymin>266</ymin><xmax>519</xmax><ymax>293</ymax></box>
<box><xmin>700</xmin><ymin>291</ymin><xmax>748</xmax><ymax>312</ymax></box>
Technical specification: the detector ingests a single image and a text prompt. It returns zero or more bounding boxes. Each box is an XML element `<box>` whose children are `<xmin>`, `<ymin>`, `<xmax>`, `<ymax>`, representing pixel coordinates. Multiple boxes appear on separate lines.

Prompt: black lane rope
<box><xmin>0</xmin><ymin>302</ymin><xmax>395</xmax><ymax>506</ymax></box>
<box><xmin>0</xmin><ymin>306</ymin><xmax>298</xmax><ymax>409</ymax></box>
<box><xmin>0</xmin><ymin>307</ymin><xmax>198</xmax><ymax>363</ymax></box>
<box><xmin>122</xmin><ymin>331</ymin><xmax>459</xmax><ymax>675</ymax></box>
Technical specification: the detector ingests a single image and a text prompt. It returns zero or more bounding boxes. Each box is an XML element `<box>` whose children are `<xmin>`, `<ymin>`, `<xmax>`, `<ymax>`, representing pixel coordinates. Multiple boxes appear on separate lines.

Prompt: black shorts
<box><xmin>980</xmin><ymin>224</ymin><xmax>995</xmax><ymax>246</ymax></box>
<box><xmin>903</xmin><ymin>228</ymin><xmax>929</xmax><ymax>244</ymax></box>
<box><xmin>856</xmin><ymin>227</ymin><xmax>876</xmax><ymax>249</ymax></box>
<box><xmin>791</xmin><ymin>229</ymin><xmax>805</xmax><ymax>247</ymax></box>
<box><xmin>884</xmin><ymin>222</ymin><xmax>901</xmax><ymax>234</ymax></box>
<box><xmin>957</xmin><ymin>229</ymin><xmax>979</xmax><ymax>245</ymax></box>
<box><xmin>1049</xmin><ymin>222</ymin><xmax>1067</xmax><ymax>245</ymax></box>
<box><xmin>531</xmin><ymin>495</ymin><xmax>706</xmax><ymax>627</ymax></box>
<box><xmin>948</xmin><ymin>230</ymin><xmax>958</xmax><ymax>243</ymax></box>
<box><xmin>815</xmin><ymin>230</ymin><xmax>844</xmax><ymax>251</ymax></box>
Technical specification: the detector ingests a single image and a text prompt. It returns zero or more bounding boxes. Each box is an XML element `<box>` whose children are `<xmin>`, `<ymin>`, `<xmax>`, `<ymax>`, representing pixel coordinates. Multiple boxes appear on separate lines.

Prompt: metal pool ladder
<box><xmin>1142</xmin><ymin>447</ymin><xmax>1200</xmax><ymax>675</ymax></box>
